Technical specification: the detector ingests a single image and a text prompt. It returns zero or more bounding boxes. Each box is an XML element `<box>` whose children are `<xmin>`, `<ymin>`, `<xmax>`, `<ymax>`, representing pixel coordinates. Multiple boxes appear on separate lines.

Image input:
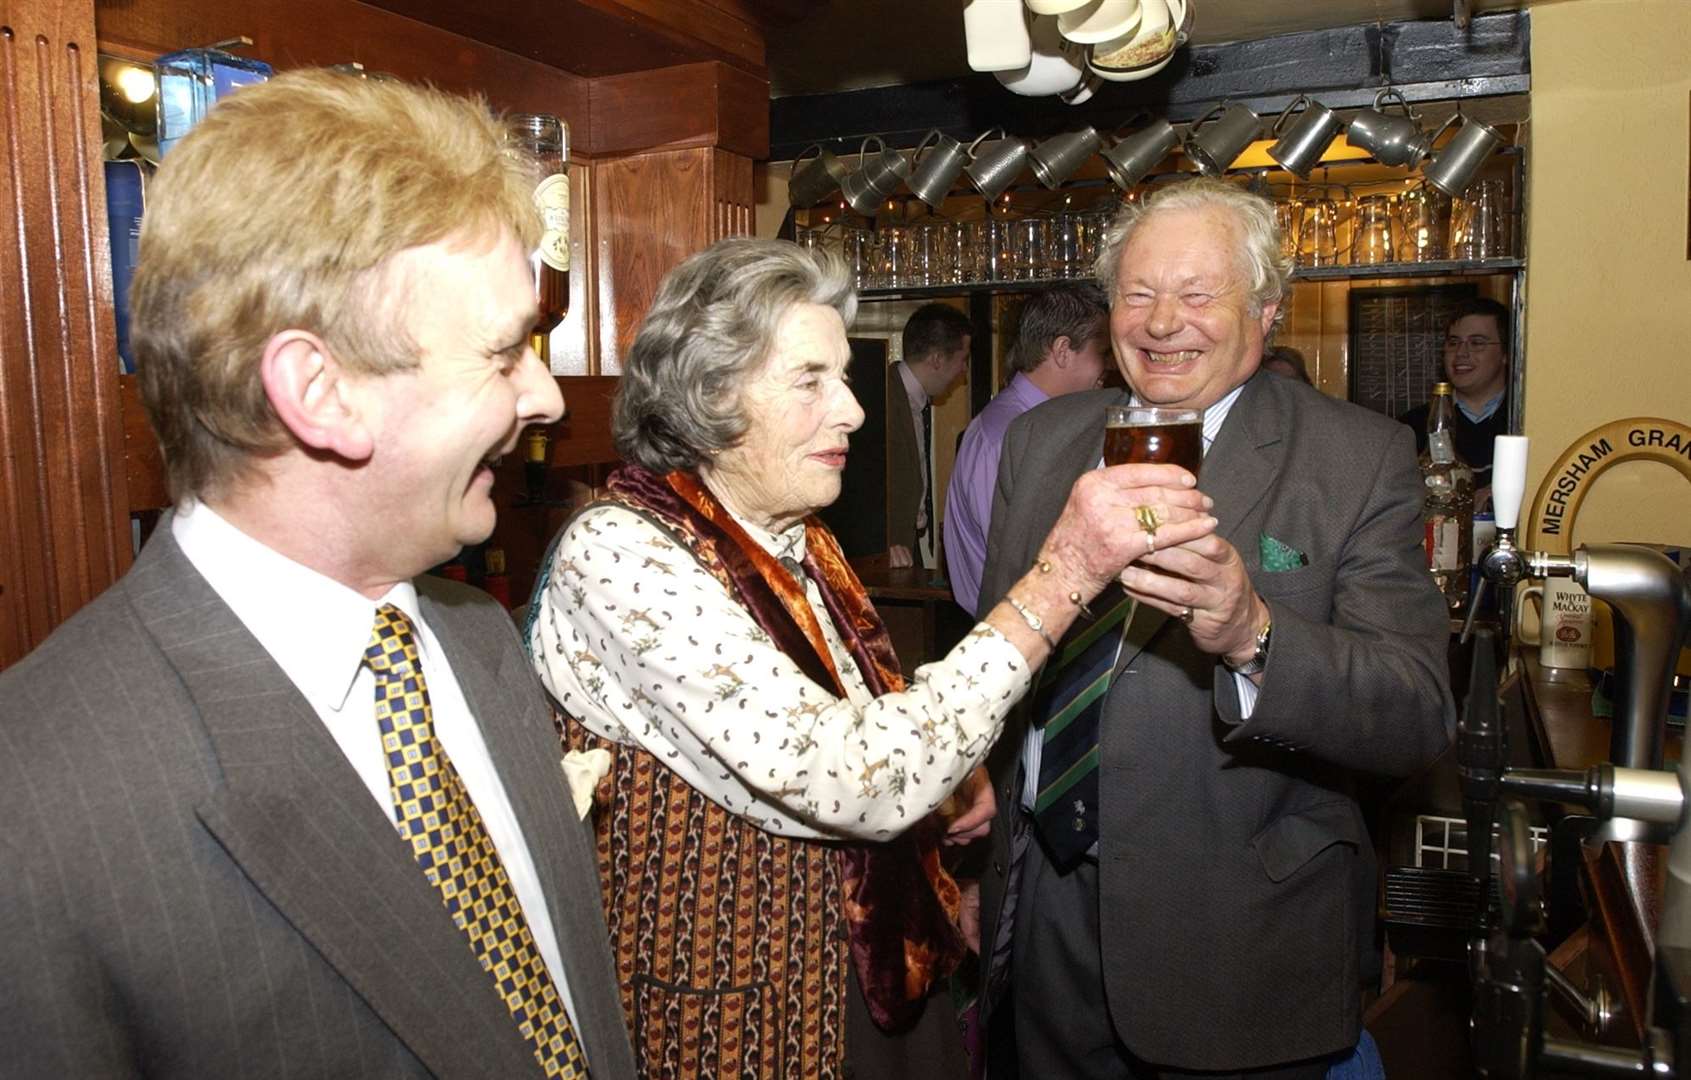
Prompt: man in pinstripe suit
<box><xmin>0</xmin><ymin>71</ymin><xmax>634</xmax><ymax>1078</ymax></box>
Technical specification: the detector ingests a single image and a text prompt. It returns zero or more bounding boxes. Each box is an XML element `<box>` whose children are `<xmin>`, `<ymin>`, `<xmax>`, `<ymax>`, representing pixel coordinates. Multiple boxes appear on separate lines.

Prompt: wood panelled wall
<box><xmin>591</xmin><ymin>146</ymin><xmax>754</xmax><ymax>374</ymax></box>
<box><xmin>0</xmin><ymin>0</ymin><xmax>768</xmax><ymax>667</ymax></box>
<box><xmin>0</xmin><ymin>0</ymin><xmax>132</xmax><ymax>668</ymax></box>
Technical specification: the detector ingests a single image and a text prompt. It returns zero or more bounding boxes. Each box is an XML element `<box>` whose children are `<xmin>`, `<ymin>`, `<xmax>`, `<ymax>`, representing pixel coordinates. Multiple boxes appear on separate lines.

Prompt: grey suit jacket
<box><xmin>0</xmin><ymin>525</ymin><xmax>636</xmax><ymax>1079</ymax></box>
<box><xmin>977</xmin><ymin>371</ymin><xmax>1454</xmax><ymax>1071</ymax></box>
<box><xmin>885</xmin><ymin>361</ymin><xmax>925</xmax><ymax>556</ymax></box>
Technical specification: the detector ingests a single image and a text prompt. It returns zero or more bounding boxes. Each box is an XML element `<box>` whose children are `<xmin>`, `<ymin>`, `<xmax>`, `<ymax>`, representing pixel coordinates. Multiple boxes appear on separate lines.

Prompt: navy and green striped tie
<box><xmin>1031</xmin><ymin>587</ymin><xmax>1136</xmax><ymax>869</ymax></box>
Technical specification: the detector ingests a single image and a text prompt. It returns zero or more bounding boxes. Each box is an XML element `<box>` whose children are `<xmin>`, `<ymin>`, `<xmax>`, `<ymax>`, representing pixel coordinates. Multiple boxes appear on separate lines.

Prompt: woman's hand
<box><xmin>1040</xmin><ymin>463</ymin><xmax>1216</xmax><ymax>602</ymax></box>
<box><xmin>941</xmin><ymin>766</ymin><xmax>995</xmax><ymax>846</ymax></box>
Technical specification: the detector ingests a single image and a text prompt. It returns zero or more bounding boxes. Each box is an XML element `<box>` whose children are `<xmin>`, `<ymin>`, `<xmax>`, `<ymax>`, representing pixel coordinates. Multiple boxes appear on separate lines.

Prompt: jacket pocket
<box><xmin>633</xmin><ymin>973</ymin><xmax>773</xmax><ymax>1077</ymax></box>
<box><xmin>1251</xmin><ymin>800</ymin><xmax>1363</xmax><ymax>883</ymax></box>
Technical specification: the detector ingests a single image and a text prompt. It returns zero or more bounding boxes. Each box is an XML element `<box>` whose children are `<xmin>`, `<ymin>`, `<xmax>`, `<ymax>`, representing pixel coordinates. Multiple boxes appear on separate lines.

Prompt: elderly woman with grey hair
<box><xmin>527</xmin><ymin>236</ymin><xmax>1214</xmax><ymax>1077</ymax></box>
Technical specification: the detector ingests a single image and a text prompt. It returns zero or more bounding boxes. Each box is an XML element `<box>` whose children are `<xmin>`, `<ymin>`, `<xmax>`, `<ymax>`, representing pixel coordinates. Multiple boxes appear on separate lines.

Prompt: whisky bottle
<box><xmin>506</xmin><ymin>113</ymin><xmax>570</xmax><ymax>351</ymax></box>
<box><xmin>1420</xmin><ymin>382</ymin><xmax>1475</xmax><ymax>611</ymax></box>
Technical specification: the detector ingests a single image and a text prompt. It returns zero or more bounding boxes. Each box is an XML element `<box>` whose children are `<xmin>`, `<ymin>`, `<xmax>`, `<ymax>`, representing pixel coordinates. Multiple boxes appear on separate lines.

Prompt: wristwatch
<box><xmin>1225</xmin><ymin>619</ymin><xmax>1272</xmax><ymax>676</ymax></box>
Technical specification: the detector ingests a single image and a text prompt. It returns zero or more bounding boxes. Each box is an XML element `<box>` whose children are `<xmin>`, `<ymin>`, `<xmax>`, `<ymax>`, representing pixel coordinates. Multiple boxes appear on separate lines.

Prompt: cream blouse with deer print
<box><xmin>529</xmin><ymin>503</ymin><xmax>1032</xmax><ymax>841</ymax></box>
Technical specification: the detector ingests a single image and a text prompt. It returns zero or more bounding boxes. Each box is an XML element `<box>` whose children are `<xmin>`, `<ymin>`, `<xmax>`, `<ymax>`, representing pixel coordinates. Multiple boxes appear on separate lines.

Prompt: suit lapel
<box><xmin>1118</xmin><ymin>373</ymin><xmax>1286</xmax><ymax>669</ymax></box>
<box><xmin>421</xmin><ymin>587</ymin><xmax>621</xmax><ymax>1042</ymax></box>
<box><xmin>127</xmin><ymin>528</ymin><xmax>540</xmax><ymax>1080</ymax></box>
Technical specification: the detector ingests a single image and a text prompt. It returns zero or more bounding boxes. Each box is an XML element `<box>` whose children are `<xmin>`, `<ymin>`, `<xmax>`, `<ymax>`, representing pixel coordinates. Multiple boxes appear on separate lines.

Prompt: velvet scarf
<box><xmin>606</xmin><ymin>463</ymin><xmax>966</xmax><ymax>1032</ymax></box>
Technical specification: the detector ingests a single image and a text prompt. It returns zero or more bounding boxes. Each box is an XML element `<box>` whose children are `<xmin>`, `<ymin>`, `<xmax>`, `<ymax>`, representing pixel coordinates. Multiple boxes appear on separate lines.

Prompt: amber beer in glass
<box><xmin>1103</xmin><ymin>405</ymin><xmax>1204</xmax><ymax>479</ymax></box>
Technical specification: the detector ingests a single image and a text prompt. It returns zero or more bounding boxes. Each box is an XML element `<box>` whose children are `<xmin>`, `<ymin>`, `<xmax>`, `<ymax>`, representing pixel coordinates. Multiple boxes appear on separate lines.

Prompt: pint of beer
<box><xmin>1103</xmin><ymin>405</ymin><xmax>1204</xmax><ymax>479</ymax></box>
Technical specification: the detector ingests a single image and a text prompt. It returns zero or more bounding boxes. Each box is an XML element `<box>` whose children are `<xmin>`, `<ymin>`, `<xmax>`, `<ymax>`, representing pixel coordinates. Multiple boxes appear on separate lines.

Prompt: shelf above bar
<box><xmin>857</xmin><ymin>257</ymin><xmax>1525</xmax><ymax>300</ymax></box>
<box><xmin>1291</xmin><ymin>256</ymin><xmax>1524</xmax><ymax>281</ymax></box>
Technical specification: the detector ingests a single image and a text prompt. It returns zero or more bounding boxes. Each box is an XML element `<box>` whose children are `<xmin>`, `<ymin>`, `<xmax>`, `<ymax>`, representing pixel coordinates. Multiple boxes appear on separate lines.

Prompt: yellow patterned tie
<box><xmin>366</xmin><ymin>604</ymin><xmax>589</xmax><ymax>1078</ymax></box>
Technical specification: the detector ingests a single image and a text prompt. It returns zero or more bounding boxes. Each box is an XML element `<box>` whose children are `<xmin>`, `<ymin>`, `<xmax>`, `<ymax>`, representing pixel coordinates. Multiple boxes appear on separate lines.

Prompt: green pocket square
<box><xmin>1259</xmin><ymin>533</ymin><xmax>1309</xmax><ymax>571</ymax></box>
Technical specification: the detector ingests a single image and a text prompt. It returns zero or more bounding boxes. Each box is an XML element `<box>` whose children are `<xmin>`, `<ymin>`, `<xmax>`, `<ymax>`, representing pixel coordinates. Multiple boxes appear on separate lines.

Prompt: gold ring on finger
<box><xmin>1135</xmin><ymin>504</ymin><xmax>1163</xmax><ymax>536</ymax></box>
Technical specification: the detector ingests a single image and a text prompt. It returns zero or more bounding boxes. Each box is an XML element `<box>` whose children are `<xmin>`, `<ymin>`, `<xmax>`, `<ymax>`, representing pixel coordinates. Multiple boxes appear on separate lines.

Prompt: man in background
<box><xmin>945</xmin><ymin>284</ymin><xmax>1109</xmax><ymax>615</ymax></box>
<box><xmin>0</xmin><ymin>70</ymin><xmax>634</xmax><ymax>1078</ymax></box>
<box><xmin>1399</xmin><ymin>296</ymin><xmax>1512</xmax><ymax>499</ymax></box>
<box><xmin>887</xmin><ymin>302</ymin><xmax>972</xmax><ymax>569</ymax></box>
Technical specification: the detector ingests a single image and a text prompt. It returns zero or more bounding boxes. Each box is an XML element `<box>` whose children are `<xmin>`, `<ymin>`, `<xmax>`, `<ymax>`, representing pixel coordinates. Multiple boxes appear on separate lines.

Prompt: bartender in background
<box><xmin>1399</xmin><ymin>297</ymin><xmax>1511</xmax><ymax>506</ymax></box>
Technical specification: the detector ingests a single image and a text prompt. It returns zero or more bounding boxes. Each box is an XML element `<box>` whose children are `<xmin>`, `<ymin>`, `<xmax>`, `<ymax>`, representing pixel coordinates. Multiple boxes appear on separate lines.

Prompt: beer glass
<box><xmin>1011</xmin><ymin>217</ymin><xmax>1049</xmax><ymax>281</ymax></box>
<box><xmin>1397</xmin><ymin>187</ymin><xmax>1449</xmax><ymax>262</ymax></box>
<box><xmin>1351</xmin><ymin>194</ymin><xmax>1399</xmax><ymax>266</ymax></box>
<box><xmin>1104</xmin><ymin>405</ymin><xmax>1204</xmax><ymax>479</ymax></box>
<box><xmin>1049</xmin><ymin>211</ymin><xmax>1083</xmax><ymax>278</ymax></box>
<box><xmin>1274</xmin><ymin>200</ymin><xmax>1303</xmax><ymax>263</ymax></box>
<box><xmin>1299</xmin><ymin>199</ymin><xmax>1342</xmax><ymax>267</ymax></box>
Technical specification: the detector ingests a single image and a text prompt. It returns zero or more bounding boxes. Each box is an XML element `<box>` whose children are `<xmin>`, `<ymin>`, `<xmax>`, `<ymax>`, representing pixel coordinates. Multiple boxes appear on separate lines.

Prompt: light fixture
<box><xmin>116</xmin><ymin>64</ymin><xmax>157</xmax><ymax>104</ymax></box>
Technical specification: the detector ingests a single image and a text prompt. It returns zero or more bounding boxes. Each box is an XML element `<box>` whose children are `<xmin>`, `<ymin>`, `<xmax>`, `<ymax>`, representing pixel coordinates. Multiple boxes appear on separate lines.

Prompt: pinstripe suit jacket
<box><xmin>0</xmin><ymin>525</ymin><xmax>636</xmax><ymax>1079</ymax></box>
<box><xmin>977</xmin><ymin>370</ymin><xmax>1456</xmax><ymax>1071</ymax></box>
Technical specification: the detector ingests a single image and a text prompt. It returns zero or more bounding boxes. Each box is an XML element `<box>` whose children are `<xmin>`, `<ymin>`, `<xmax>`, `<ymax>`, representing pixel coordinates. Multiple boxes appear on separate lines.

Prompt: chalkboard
<box><xmin>1347</xmin><ymin>284</ymin><xmax>1478</xmax><ymax>421</ymax></box>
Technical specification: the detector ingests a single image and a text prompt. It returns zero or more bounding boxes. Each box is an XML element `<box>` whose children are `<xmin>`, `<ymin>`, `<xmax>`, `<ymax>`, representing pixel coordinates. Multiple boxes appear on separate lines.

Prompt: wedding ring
<box><xmin>1144</xmin><ymin>531</ymin><xmax>1156</xmax><ymax>555</ymax></box>
<box><xmin>1178</xmin><ymin>606</ymin><xmax>1194</xmax><ymax>624</ymax></box>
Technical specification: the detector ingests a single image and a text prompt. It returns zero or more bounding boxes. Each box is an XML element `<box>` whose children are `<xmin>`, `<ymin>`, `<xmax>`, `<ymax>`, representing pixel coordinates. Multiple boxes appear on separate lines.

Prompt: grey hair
<box><xmin>613</xmin><ymin>237</ymin><xmax>857</xmax><ymax>472</ymax></box>
<box><xmin>1092</xmin><ymin>177</ymin><xmax>1292</xmax><ymax>333</ymax></box>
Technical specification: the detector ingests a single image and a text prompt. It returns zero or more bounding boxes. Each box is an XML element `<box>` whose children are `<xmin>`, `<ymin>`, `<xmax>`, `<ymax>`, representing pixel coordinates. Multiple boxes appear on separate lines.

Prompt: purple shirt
<box><xmin>944</xmin><ymin>373</ymin><xmax>1050</xmax><ymax>615</ymax></box>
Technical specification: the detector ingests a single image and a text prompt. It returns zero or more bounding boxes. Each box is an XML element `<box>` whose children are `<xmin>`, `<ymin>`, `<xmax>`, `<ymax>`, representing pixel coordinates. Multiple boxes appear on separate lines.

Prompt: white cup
<box><xmin>1516</xmin><ymin>577</ymin><xmax>1595</xmax><ymax>670</ymax></box>
<box><xmin>996</xmin><ymin>14</ymin><xmax>1088</xmax><ymax>96</ymax></box>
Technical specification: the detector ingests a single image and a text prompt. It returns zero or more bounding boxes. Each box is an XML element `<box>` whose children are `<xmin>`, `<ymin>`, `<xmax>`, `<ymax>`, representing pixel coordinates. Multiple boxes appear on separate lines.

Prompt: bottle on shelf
<box><xmin>506</xmin><ymin>113</ymin><xmax>570</xmax><ymax>363</ymax></box>
<box><xmin>1420</xmin><ymin>382</ymin><xmax>1475</xmax><ymax>612</ymax></box>
<box><xmin>482</xmin><ymin>547</ymin><xmax>512</xmax><ymax>609</ymax></box>
<box><xmin>522</xmin><ymin>425</ymin><xmax>551</xmax><ymax>506</ymax></box>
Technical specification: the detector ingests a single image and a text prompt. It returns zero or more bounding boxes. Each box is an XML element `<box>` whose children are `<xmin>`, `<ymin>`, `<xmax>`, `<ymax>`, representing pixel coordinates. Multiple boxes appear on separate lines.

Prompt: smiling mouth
<box><xmin>1143</xmin><ymin>349</ymin><xmax>1202</xmax><ymax>367</ymax></box>
<box><xmin>812</xmin><ymin>448</ymin><xmax>849</xmax><ymax>467</ymax></box>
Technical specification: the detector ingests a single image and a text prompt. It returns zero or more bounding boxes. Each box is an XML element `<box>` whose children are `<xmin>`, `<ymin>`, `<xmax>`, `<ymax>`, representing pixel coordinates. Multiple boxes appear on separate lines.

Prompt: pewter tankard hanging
<box><xmin>1266</xmin><ymin>95</ymin><xmax>1344</xmax><ymax>179</ymax></box>
<box><xmin>1184</xmin><ymin>102</ymin><xmax>1260</xmax><ymax>176</ymax></box>
<box><xmin>907</xmin><ymin>129</ymin><xmax>970</xmax><ymax>210</ymax></box>
<box><xmin>788</xmin><ymin>143</ymin><xmax>851</xmax><ymax>208</ymax></box>
<box><xmin>1346</xmin><ymin>89</ymin><xmax>1456</xmax><ymax>168</ymax></box>
<box><xmin>1029</xmin><ymin>126</ymin><xmax>1102</xmax><ymax>189</ymax></box>
<box><xmin>1100</xmin><ymin>118</ymin><xmax>1179</xmax><ymax>190</ymax></box>
<box><xmin>965</xmin><ymin>129</ymin><xmax>1031</xmax><ymax>202</ymax></box>
<box><xmin>840</xmin><ymin>135</ymin><xmax>911</xmax><ymax>215</ymax></box>
<box><xmin>1423</xmin><ymin>117</ymin><xmax>1506</xmax><ymax>197</ymax></box>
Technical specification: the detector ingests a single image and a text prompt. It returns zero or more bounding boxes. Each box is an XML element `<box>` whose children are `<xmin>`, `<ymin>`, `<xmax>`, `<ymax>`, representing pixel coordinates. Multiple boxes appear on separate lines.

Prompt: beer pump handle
<box><xmin>1492</xmin><ymin>436</ymin><xmax>1530</xmax><ymax>531</ymax></box>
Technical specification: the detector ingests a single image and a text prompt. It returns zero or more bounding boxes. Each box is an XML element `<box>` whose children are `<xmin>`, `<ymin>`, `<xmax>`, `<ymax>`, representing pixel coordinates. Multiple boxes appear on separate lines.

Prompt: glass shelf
<box><xmin>1291</xmin><ymin>256</ymin><xmax>1523</xmax><ymax>281</ymax></box>
<box><xmin>856</xmin><ymin>257</ymin><xmax>1524</xmax><ymax>300</ymax></box>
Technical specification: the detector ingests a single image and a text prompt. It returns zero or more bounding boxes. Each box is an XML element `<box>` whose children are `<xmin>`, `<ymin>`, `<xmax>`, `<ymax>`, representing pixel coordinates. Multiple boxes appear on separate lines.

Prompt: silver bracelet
<box><xmin>1004</xmin><ymin>595</ymin><xmax>1057</xmax><ymax>651</ymax></box>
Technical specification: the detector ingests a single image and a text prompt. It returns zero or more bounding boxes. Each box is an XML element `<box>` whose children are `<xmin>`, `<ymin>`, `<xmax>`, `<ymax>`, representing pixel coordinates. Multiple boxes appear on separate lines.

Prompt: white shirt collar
<box><xmin>898</xmin><ymin>359</ymin><xmax>929</xmax><ymax>414</ymax></box>
<box><xmin>723</xmin><ymin>504</ymin><xmax>808</xmax><ymax>565</ymax></box>
<box><xmin>171</xmin><ymin>500</ymin><xmax>422</xmax><ymax>714</ymax></box>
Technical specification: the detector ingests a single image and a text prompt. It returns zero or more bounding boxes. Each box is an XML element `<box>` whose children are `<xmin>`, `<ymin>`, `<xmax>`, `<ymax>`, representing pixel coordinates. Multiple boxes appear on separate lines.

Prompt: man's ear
<box><xmin>1258</xmin><ymin>303</ymin><xmax>1280</xmax><ymax>338</ymax></box>
<box><xmin>260</xmin><ymin>332</ymin><xmax>374</xmax><ymax>463</ymax></box>
<box><xmin>1046</xmin><ymin>336</ymin><xmax>1078</xmax><ymax>371</ymax></box>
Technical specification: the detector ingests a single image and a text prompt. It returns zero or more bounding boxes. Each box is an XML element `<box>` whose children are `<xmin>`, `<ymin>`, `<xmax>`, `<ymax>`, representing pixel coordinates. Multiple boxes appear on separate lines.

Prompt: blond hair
<box><xmin>132</xmin><ymin>68</ymin><xmax>542</xmax><ymax>499</ymax></box>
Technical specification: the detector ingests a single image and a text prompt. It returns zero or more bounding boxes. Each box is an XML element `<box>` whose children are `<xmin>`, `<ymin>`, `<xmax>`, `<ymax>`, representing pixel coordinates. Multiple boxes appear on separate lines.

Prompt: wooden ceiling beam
<box><xmin>364</xmin><ymin>0</ymin><xmax>770</xmax><ymax>79</ymax></box>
